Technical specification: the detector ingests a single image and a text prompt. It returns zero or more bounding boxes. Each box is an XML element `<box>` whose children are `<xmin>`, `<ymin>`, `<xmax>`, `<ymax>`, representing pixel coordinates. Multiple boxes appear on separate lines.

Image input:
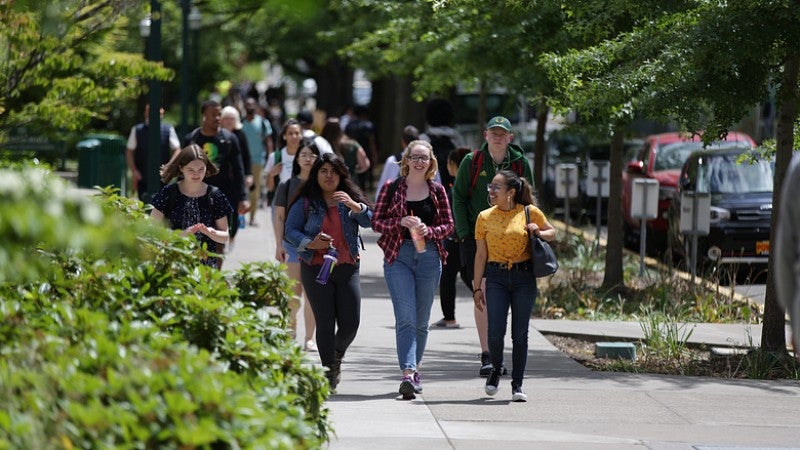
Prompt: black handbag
<box><xmin>525</xmin><ymin>206</ymin><xmax>558</xmax><ymax>277</ymax></box>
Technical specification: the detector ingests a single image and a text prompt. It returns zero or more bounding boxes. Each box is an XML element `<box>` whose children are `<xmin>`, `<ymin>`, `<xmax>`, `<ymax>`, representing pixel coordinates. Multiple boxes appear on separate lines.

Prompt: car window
<box><xmin>653</xmin><ymin>141</ymin><xmax>704</xmax><ymax>171</ymax></box>
<box><xmin>702</xmin><ymin>154</ymin><xmax>774</xmax><ymax>194</ymax></box>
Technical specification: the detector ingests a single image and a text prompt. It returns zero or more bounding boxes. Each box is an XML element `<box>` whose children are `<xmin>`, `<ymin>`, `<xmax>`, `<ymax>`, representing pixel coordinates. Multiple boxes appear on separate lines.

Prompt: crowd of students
<box><xmin>141</xmin><ymin>95</ymin><xmax>557</xmax><ymax>403</ymax></box>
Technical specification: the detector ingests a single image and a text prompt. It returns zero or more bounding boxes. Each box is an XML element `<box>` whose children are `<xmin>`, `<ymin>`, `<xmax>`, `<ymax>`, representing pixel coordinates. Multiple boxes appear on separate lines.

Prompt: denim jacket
<box><xmin>284</xmin><ymin>197</ymin><xmax>373</xmax><ymax>264</ymax></box>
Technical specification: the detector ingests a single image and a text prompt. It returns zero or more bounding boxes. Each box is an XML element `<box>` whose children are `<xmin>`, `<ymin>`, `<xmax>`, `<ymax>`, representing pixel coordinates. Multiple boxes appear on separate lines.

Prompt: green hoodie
<box><xmin>452</xmin><ymin>142</ymin><xmax>534</xmax><ymax>239</ymax></box>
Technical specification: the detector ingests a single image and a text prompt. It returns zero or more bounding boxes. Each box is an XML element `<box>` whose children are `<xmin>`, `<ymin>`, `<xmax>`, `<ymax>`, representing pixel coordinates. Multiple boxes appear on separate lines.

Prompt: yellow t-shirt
<box><xmin>475</xmin><ymin>203</ymin><xmax>547</xmax><ymax>264</ymax></box>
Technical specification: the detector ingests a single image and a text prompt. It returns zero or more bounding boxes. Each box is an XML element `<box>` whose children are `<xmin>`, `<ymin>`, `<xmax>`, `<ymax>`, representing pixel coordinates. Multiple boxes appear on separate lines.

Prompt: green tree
<box><xmin>0</xmin><ymin>0</ymin><xmax>171</xmax><ymax>137</ymax></box>
<box><xmin>544</xmin><ymin>0</ymin><xmax>800</xmax><ymax>352</ymax></box>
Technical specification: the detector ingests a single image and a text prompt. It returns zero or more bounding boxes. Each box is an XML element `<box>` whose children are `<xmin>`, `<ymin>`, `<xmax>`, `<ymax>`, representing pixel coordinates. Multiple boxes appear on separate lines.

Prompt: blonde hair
<box><xmin>220</xmin><ymin>106</ymin><xmax>243</xmax><ymax>130</ymax></box>
<box><xmin>399</xmin><ymin>139</ymin><xmax>438</xmax><ymax>180</ymax></box>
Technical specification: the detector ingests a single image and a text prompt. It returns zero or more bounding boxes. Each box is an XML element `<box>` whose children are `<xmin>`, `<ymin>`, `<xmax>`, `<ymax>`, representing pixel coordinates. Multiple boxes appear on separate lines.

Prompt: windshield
<box><xmin>653</xmin><ymin>142</ymin><xmax>706</xmax><ymax>171</ymax></box>
<box><xmin>698</xmin><ymin>154</ymin><xmax>774</xmax><ymax>194</ymax></box>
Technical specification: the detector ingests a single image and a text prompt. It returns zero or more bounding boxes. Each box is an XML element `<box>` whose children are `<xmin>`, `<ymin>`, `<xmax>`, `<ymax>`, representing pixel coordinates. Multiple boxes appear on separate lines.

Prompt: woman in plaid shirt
<box><xmin>372</xmin><ymin>140</ymin><xmax>454</xmax><ymax>399</ymax></box>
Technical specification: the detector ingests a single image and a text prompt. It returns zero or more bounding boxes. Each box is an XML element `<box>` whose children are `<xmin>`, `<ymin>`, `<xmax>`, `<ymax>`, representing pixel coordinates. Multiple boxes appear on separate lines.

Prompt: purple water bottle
<box><xmin>316</xmin><ymin>245</ymin><xmax>338</xmax><ymax>285</ymax></box>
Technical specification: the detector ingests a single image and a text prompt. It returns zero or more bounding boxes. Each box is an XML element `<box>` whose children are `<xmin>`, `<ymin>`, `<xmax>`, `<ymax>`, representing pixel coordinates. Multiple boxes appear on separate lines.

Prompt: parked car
<box><xmin>621</xmin><ymin>131</ymin><xmax>756</xmax><ymax>254</ymax></box>
<box><xmin>668</xmin><ymin>146</ymin><xmax>773</xmax><ymax>272</ymax></box>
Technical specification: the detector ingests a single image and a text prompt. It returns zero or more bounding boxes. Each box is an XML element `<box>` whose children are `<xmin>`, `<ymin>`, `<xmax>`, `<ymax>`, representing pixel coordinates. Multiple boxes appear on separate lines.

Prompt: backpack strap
<box><xmin>468</xmin><ymin>150</ymin><xmax>484</xmax><ymax>198</ymax></box>
<box><xmin>385</xmin><ymin>176</ymin><xmax>403</xmax><ymax>202</ymax></box>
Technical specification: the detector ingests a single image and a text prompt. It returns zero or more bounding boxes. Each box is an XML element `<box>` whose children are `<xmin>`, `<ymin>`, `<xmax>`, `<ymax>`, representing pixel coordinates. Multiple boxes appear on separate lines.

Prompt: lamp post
<box><xmin>140</xmin><ymin>1</ymin><xmax>162</xmax><ymax>203</ymax></box>
<box><xmin>179</xmin><ymin>0</ymin><xmax>191</xmax><ymax>138</ymax></box>
<box><xmin>189</xmin><ymin>6</ymin><xmax>202</xmax><ymax>130</ymax></box>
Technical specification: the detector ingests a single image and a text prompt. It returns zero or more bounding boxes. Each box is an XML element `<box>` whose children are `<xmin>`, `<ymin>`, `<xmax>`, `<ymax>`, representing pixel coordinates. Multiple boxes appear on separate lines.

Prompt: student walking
<box><xmin>451</xmin><ymin>116</ymin><xmax>534</xmax><ymax>376</ymax></box>
<box><xmin>473</xmin><ymin>170</ymin><xmax>555</xmax><ymax>402</ymax></box>
<box><xmin>372</xmin><ymin>140</ymin><xmax>454</xmax><ymax>399</ymax></box>
<box><xmin>273</xmin><ymin>138</ymin><xmax>319</xmax><ymax>351</ymax></box>
<box><xmin>283</xmin><ymin>153</ymin><xmax>373</xmax><ymax>392</ymax></box>
<box><xmin>149</xmin><ymin>144</ymin><xmax>233</xmax><ymax>268</ymax></box>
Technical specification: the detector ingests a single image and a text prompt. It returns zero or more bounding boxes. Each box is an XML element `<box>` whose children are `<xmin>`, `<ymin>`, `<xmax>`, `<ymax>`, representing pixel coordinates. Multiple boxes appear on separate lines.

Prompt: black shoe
<box><xmin>399</xmin><ymin>374</ymin><xmax>416</xmax><ymax>400</ymax></box>
<box><xmin>479</xmin><ymin>352</ymin><xmax>492</xmax><ymax>377</ymax></box>
<box><xmin>479</xmin><ymin>352</ymin><xmax>508</xmax><ymax>377</ymax></box>
<box><xmin>485</xmin><ymin>368</ymin><xmax>500</xmax><ymax>396</ymax></box>
<box><xmin>511</xmin><ymin>382</ymin><xmax>527</xmax><ymax>402</ymax></box>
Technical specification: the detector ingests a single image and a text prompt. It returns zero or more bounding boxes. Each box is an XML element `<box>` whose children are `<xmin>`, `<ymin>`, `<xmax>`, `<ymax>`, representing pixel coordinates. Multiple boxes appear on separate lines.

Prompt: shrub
<box><xmin>0</xmin><ymin>168</ymin><xmax>331</xmax><ymax>448</ymax></box>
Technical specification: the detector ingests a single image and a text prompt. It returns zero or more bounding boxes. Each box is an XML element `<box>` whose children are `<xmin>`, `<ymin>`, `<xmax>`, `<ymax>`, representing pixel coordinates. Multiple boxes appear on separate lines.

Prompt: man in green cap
<box><xmin>451</xmin><ymin>115</ymin><xmax>534</xmax><ymax>377</ymax></box>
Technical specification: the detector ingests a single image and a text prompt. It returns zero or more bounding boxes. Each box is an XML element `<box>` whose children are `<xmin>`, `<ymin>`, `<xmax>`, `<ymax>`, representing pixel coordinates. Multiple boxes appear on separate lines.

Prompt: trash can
<box><xmin>76</xmin><ymin>134</ymin><xmax>126</xmax><ymax>195</ymax></box>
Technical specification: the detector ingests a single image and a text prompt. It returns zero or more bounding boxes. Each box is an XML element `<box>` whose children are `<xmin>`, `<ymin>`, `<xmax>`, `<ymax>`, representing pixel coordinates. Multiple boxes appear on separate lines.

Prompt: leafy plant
<box><xmin>0</xmin><ymin>168</ymin><xmax>331</xmax><ymax>448</ymax></box>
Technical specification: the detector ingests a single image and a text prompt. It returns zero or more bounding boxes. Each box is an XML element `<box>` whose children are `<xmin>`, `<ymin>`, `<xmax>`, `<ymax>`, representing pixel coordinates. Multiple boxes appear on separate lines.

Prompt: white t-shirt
<box><xmin>264</xmin><ymin>147</ymin><xmax>296</xmax><ymax>184</ymax></box>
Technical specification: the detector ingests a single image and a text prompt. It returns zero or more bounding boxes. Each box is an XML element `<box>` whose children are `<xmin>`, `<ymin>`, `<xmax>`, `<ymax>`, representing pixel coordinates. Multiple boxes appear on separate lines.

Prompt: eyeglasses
<box><xmin>408</xmin><ymin>156</ymin><xmax>431</xmax><ymax>163</ymax></box>
<box><xmin>486</xmin><ymin>183</ymin><xmax>506</xmax><ymax>192</ymax></box>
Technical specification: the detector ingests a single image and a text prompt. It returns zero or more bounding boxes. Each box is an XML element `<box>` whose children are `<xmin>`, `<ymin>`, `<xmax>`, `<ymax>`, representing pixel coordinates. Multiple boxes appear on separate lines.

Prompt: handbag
<box><xmin>525</xmin><ymin>206</ymin><xmax>558</xmax><ymax>277</ymax></box>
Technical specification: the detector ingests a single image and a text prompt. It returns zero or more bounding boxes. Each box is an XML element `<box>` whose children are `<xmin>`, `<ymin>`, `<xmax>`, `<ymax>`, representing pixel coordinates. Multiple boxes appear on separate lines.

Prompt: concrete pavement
<box><xmin>226</xmin><ymin>206</ymin><xmax>800</xmax><ymax>450</ymax></box>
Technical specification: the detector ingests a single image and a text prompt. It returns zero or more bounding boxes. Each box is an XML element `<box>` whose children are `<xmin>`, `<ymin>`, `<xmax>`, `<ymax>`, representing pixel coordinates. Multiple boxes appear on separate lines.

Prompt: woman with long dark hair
<box><xmin>284</xmin><ymin>152</ymin><xmax>373</xmax><ymax>392</ymax></box>
<box><xmin>473</xmin><ymin>170</ymin><xmax>556</xmax><ymax>402</ymax></box>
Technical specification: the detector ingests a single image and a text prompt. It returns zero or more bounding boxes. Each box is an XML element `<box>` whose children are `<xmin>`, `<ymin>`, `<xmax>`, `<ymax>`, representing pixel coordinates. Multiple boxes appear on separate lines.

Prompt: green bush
<box><xmin>0</xmin><ymin>168</ymin><xmax>331</xmax><ymax>448</ymax></box>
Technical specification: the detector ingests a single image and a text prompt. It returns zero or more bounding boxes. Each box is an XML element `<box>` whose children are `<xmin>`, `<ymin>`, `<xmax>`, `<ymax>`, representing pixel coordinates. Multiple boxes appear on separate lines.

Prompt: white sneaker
<box><xmin>511</xmin><ymin>382</ymin><xmax>527</xmax><ymax>402</ymax></box>
<box><xmin>304</xmin><ymin>340</ymin><xmax>318</xmax><ymax>352</ymax></box>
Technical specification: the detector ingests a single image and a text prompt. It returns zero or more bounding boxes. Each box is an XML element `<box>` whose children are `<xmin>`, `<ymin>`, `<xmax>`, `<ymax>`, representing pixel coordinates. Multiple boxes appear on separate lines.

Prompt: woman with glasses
<box><xmin>372</xmin><ymin>140</ymin><xmax>454</xmax><ymax>399</ymax></box>
<box><xmin>284</xmin><ymin>152</ymin><xmax>373</xmax><ymax>392</ymax></box>
<box><xmin>473</xmin><ymin>170</ymin><xmax>556</xmax><ymax>402</ymax></box>
<box><xmin>273</xmin><ymin>137</ymin><xmax>320</xmax><ymax>351</ymax></box>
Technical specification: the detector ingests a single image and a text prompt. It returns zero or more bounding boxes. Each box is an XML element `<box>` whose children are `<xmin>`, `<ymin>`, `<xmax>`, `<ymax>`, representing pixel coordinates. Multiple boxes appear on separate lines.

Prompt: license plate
<box><xmin>756</xmin><ymin>240</ymin><xmax>770</xmax><ymax>255</ymax></box>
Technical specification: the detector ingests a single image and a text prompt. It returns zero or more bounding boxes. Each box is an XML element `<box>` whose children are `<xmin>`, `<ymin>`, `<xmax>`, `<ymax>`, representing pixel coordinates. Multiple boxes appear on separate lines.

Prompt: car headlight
<box><xmin>709</xmin><ymin>206</ymin><xmax>730</xmax><ymax>223</ymax></box>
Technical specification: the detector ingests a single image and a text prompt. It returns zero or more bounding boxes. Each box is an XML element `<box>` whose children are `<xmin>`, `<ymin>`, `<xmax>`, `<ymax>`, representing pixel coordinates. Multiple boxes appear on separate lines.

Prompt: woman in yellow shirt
<box><xmin>473</xmin><ymin>170</ymin><xmax>556</xmax><ymax>402</ymax></box>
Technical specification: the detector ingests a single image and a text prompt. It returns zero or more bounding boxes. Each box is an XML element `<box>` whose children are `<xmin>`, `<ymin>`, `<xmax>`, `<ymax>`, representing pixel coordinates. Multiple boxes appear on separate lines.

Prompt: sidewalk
<box><xmin>226</xmin><ymin>206</ymin><xmax>800</xmax><ymax>450</ymax></box>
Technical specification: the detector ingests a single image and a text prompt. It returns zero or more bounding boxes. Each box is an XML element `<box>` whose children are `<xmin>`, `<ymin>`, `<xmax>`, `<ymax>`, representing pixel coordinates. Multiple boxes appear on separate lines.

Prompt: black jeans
<box><xmin>439</xmin><ymin>238</ymin><xmax>470</xmax><ymax>321</ymax></box>
<box><xmin>459</xmin><ymin>237</ymin><xmax>477</xmax><ymax>288</ymax></box>
<box><xmin>301</xmin><ymin>261</ymin><xmax>362</xmax><ymax>367</ymax></box>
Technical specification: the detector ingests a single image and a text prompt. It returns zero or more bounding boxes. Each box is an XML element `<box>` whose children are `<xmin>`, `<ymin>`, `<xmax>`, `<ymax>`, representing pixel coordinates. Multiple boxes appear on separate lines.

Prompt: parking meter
<box><xmin>631</xmin><ymin>178</ymin><xmax>659</xmax><ymax>277</ymax></box>
<box><xmin>679</xmin><ymin>191</ymin><xmax>710</xmax><ymax>281</ymax></box>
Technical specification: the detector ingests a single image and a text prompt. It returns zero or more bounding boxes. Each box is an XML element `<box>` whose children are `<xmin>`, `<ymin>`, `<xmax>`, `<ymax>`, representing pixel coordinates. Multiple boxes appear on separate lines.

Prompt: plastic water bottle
<box><xmin>316</xmin><ymin>246</ymin><xmax>338</xmax><ymax>285</ymax></box>
<box><xmin>238</xmin><ymin>214</ymin><xmax>246</xmax><ymax>229</ymax></box>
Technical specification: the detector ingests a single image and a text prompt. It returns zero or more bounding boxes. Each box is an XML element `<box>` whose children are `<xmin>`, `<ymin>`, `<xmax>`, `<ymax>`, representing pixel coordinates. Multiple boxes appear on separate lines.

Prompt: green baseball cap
<box><xmin>486</xmin><ymin>116</ymin><xmax>512</xmax><ymax>131</ymax></box>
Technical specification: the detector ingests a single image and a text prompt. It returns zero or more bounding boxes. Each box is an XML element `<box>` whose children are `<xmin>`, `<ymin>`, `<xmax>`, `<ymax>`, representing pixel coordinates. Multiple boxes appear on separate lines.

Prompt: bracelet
<box><xmin>472</xmin><ymin>288</ymin><xmax>482</xmax><ymax>294</ymax></box>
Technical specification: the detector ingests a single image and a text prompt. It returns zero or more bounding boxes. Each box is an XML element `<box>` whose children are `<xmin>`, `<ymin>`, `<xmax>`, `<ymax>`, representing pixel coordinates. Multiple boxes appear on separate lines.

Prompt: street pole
<box><xmin>179</xmin><ymin>0</ymin><xmax>190</xmax><ymax>138</ymax></box>
<box><xmin>145</xmin><ymin>0</ymin><xmax>162</xmax><ymax>203</ymax></box>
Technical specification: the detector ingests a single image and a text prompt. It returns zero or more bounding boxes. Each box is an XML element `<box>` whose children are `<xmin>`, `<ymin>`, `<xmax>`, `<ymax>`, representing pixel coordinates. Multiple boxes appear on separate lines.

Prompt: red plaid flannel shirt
<box><xmin>372</xmin><ymin>178</ymin><xmax>454</xmax><ymax>264</ymax></box>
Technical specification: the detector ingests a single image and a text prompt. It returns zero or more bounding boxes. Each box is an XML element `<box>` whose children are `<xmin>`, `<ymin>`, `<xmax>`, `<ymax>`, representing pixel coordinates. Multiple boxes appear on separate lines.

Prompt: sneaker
<box><xmin>511</xmin><ymin>382</ymin><xmax>527</xmax><ymax>402</ymax></box>
<box><xmin>479</xmin><ymin>352</ymin><xmax>492</xmax><ymax>377</ymax></box>
<box><xmin>479</xmin><ymin>352</ymin><xmax>508</xmax><ymax>377</ymax></box>
<box><xmin>399</xmin><ymin>375</ymin><xmax>416</xmax><ymax>400</ymax></box>
<box><xmin>304</xmin><ymin>340</ymin><xmax>318</xmax><ymax>352</ymax></box>
<box><xmin>485</xmin><ymin>368</ymin><xmax>500</xmax><ymax>396</ymax></box>
<box><xmin>412</xmin><ymin>371</ymin><xmax>423</xmax><ymax>394</ymax></box>
<box><xmin>432</xmin><ymin>318</ymin><xmax>460</xmax><ymax>328</ymax></box>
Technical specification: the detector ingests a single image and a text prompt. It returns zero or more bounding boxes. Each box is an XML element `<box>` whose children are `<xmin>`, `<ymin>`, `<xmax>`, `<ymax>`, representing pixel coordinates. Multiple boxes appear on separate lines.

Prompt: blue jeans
<box><xmin>485</xmin><ymin>263</ymin><xmax>537</xmax><ymax>386</ymax></box>
<box><xmin>384</xmin><ymin>240</ymin><xmax>442</xmax><ymax>372</ymax></box>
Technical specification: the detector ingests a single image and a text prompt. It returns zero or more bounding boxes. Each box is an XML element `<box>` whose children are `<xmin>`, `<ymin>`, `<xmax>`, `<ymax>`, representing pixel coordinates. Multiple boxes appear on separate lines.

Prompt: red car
<box><xmin>621</xmin><ymin>131</ymin><xmax>756</xmax><ymax>253</ymax></box>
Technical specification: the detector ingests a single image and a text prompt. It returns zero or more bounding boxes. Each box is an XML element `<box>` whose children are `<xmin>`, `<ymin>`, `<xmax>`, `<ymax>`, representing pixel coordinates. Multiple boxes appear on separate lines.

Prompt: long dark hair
<box><xmin>497</xmin><ymin>169</ymin><xmax>536</xmax><ymax>207</ymax></box>
<box><xmin>288</xmin><ymin>152</ymin><xmax>371</xmax><ymax>209</ymax></box>
<box><xmin>291</xmin><ymin>138</ymin><xmax>319</xmax><ymax>176</ymax></box>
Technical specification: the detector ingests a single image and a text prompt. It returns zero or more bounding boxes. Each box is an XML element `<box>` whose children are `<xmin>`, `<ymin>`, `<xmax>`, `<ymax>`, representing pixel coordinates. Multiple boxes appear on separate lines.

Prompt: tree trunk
<box><xmin>534</xmin><ymin>100</ymin><xmax>549</xmax><ymax>194</ymax></box>
<box><xmin>313</xmin><ymin>57</ymin><xmax>353</xmax><ymax>119</ymax></box>
<box><xmin>601</xmin><ymin>126</ymin><xmax>626</xmax><ymax>292</ymax></box>
<box><xmin>371</xmin><ymin>75</ymin><xmax>425</xmax><ymax>161</ymax></box>
<box><xmin>762</xmin><ymin>56</ymin><xmax>799</xmax><ymax>352</ymax></box>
